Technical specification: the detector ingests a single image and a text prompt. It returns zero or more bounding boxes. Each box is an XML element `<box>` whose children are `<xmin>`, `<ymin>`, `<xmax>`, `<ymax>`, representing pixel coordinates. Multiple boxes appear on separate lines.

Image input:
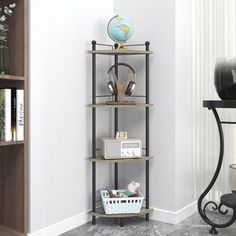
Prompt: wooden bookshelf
<box><xmin>0</xmin><ymin>0</ymin><xmax>28</xmax><ymax>234</ymax></box>
<box><xmin>0</xmin><ymin>225</ymin><xmax>25</xmax><ymax>236</ymax></box>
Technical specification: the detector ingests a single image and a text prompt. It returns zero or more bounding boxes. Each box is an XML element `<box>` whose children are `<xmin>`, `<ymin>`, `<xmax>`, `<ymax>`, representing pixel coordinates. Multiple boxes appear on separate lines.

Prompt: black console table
<box><xmin>198</xmin><ymin>100</ymin><xmax>236</xmax><ymax>234</ymax></box>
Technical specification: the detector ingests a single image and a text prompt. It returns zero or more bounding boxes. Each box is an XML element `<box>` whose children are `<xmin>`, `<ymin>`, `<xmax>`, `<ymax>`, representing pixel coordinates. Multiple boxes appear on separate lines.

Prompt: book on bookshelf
<box><xmin>0</xmin><ymin>89</ymin><xmax>12</xmax><ymax>141</ymax></box>
<box><xmin>16</xmin><ymin>89</ymin><xmax>24</xmax><ymax>141</ymax></box>
<box><xmin>12</xmin><ymin>88</ymin><xmax>16</xmax><ymax>141</ymax></box>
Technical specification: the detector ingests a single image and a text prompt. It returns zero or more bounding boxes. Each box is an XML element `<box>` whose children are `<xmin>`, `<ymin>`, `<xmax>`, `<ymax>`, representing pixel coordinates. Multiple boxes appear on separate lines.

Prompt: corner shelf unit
<box><xmin>88</xmin><ymin>41</ymin><xmax>153</xmax><ymax>227</ymax></box>
<box><xmin>0</xmin><ymin>0</ymin><xmax>28</xmax><ymax>235</ymax></box>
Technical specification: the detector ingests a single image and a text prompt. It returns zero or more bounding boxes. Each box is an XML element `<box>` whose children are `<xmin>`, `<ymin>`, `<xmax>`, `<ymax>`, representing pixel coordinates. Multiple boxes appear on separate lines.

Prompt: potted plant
<box><xmin>0</xmin><ymin>3</ymin><xmax>16</xmax><ymax>75</ymax></box>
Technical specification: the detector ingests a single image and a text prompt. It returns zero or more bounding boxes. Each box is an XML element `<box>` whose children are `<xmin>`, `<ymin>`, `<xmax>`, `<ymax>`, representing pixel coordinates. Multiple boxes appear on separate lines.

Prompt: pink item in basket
<box><xmin>127</xmin><ymin>181</ymin><xmax>140</xmax><ymax>193</ymax></box>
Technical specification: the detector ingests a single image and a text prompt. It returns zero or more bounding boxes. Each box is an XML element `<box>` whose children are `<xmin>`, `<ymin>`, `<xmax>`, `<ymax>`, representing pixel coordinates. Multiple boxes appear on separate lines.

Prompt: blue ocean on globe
<box><xmin>107</xmin><ymin>15</ymin><xmax>134</xmax><ymax>44</ymax></box>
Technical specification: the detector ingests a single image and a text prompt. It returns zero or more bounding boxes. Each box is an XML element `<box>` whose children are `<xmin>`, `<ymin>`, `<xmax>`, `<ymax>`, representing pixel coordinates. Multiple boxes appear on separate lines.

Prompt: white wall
<box><xmin>175</xmin><ymin>0</ymin><xmax>236</xmax><ymax>210</ymax></box>
<box><xmin>29</xmin><ymin>0</ymin><xmax>114</xmax><ymax>233</ymax></box>
<box><xmin>114</xmin><ymin>0</ymin><xmax>202</xmax><ymax>213</ymax></box>
<box><xmin>174</xmin><ymin>0</ymin><xmax>197</xmax><ymax>211</ymax></box>
<box><xmin>114</xmin><ymin>0</ymin><xmax>177</xmax><ymax>211</ymax></box>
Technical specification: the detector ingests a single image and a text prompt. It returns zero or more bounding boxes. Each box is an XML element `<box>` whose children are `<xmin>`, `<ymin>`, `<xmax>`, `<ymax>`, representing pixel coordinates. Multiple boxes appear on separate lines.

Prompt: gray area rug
<box><xmin>61</xmin><ymin>211</ymin><xmax>236</xmax><ymax>236</ymax></box>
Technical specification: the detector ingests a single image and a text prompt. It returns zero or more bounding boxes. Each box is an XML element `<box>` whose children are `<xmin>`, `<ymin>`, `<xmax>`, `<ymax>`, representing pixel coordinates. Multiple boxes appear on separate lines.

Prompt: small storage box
<box><xmin>100</xmin><ymin>189</ymin><xmax>144</xmax><ymax>214</ymax></box>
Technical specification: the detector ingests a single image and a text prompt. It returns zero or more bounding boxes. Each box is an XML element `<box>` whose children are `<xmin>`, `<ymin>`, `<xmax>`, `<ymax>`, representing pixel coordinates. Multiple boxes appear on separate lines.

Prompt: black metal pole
<box><xmin>92</xmin><ymin>40</ymin><xmax>96</xmax><ymax>225</ymax></box>
<box><xmin>145</xmin><ymin>41</ymin><xmax>150</xmax><ymax>221</ymax></box>
<box><xmin>120</xmin><ymin>218</ymin><xmax>124</xmax><ymax>227</ymax></box>
<box><xmin>114</xmin><ymin>43</ymin><xmax>124</xmax><ymax>227</ymax></box>
<box><xmin>114</xmin><ymin>43</ymin><xmax>119</xmax><ymax>190</ymax></box>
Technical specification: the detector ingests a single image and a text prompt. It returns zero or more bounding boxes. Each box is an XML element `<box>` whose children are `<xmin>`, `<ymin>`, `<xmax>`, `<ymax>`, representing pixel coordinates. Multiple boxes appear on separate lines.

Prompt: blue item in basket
<box><xmin>126</xmin><ymin>191</ymin><xmax>134</xmax><ymax>197</ymax></box>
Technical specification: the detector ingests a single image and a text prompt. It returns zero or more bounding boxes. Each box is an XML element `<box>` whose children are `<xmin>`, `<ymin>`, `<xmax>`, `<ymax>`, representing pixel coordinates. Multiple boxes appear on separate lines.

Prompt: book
<box><xmin>0</xmin><ymin>89</ymin><xmax>12</xmax><ymax>141</ymax></box>
<box><xmin>16</xmin><ymin>89</ymin><xmax>24</xmax><ymax>141</ymax></box>
<box><xmin>11</xmin><ymin>88</ymin><xmax>16</xmax><ymax>141</ymax></box>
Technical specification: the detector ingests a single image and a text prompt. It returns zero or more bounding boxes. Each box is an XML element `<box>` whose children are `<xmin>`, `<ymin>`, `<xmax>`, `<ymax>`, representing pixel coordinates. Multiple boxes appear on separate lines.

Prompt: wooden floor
<box><xmin>0</xmin><ymin>225</ymin><xmax>25</xmax><ymax>236</ymax></box>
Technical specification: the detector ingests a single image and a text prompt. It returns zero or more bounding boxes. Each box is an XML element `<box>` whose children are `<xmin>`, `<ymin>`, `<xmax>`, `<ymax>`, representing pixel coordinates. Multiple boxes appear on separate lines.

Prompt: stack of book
<box><xmin>0</xmin><ymin>88</ymin><xmax>24</xmax><ymax>141</ymax></box>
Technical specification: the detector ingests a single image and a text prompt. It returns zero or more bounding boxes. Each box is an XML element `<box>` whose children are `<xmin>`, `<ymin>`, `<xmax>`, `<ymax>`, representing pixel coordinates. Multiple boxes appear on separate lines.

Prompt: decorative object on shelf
<box><xmin>116</xmin><ymin>191</ymin><xmax>128</xmax><ymax>198</ymax></box>
<box><xmin>106</xmin><ymin>182</ymin><xmax>141</xmax><ymax>199</ymax></box>
<box><xmin>106</xmin><ymin>188</ymin><xmax>128</xmax><ymax>198</ymax></box>
<box><xmin>0</xmin><ymin>3</ymin><xmax>16</xmax><ymax>75</ymax></box>
<box><xmin>107</xmin><ymin>63</ymin><xmax>136</xmax><ymax>104</ymax></box>
<box><xmin>214</xmin><ymin>57</ymin><xmax>236</xmax><ymax>100</ymax></box>
<box><xmin>102</xmin><ymin>138</ymin><xmax>142</xmax><ymax>159</ymax></box>
<box><xmin>107</xmin><ymin>15</ymin><xmax>134</xmax><ymax>49</ymax></box>
<box><xmin>126</xmin><ymin>181</ymin><xmax>141</xmax><ymax>197</ymax></box>
<box><xmin>116</xmin><ymin>131</ymin><xmax>128</xmax><ymax>140</ymax></box>
<box><xmin>107</xmin><ymin>187</ymin><xmax>116</xmax><ymax>198</ymax></box>
<box><xmin>229</xmin><ymin>164</ymin><xmax>236</xmax><ymax>194</ymax></box>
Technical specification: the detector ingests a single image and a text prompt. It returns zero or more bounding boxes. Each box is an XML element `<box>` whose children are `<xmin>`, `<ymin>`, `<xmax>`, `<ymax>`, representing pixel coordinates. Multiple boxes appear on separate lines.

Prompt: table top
<box><xmin>203</xmin><ymin>100</ymin><xmax>236</xmax><ymax>109</ymax></box>
<box><xmin>221</xmin><ymin>193</ymin><xmax>236</xmax><ymax>209</ymax></box>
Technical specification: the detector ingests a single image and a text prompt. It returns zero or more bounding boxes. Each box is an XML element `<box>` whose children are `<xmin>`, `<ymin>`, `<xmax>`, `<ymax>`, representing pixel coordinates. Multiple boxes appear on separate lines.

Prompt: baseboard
<box><xmin>150</xmin><ymin>201</ymin><xmax>197</xmax><ymax>225</ymax></box>
<box><xmin>28</xmin><ymin>201</ymin><xmax>197</xmax><ymax>235</ymax></box>
<box><xmin>28</xmin><ymin>210</ymin><xmax>90</xmax><ymax>236</ymax></box>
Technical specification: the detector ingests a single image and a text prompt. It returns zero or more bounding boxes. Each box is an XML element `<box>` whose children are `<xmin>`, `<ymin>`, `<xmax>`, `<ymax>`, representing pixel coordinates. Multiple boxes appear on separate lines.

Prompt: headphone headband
<box><xmin>107</xmin><ymin>63</ymin><xmax>135</xmax><ymax>74</ymax></box>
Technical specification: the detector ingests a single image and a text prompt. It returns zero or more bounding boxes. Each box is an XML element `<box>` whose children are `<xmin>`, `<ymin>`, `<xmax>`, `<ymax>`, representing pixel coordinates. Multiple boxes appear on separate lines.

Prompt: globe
<box><xmin>107</xmin><ymin>15</ymin><xmax>134</xmax><ymax>47</ymax></box>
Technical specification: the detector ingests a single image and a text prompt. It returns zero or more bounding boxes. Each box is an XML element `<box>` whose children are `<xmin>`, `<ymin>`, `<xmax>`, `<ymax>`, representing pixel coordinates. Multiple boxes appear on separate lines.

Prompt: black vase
<box><xmin>214</xmin><ymin>57</ymin><xmax>236</xmax><ymax>100</ymax></box>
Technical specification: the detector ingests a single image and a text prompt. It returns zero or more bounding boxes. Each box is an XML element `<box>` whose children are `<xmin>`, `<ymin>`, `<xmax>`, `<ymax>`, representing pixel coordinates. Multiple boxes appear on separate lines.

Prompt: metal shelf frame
<box><xmin>89</xmin><ymin>41</ymin><xmax>152</xmax><ymax>227</ymax></box>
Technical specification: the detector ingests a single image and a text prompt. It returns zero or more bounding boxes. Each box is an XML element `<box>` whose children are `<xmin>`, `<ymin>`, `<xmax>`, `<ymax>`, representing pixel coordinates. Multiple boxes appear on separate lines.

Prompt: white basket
<box><xmin>100</xmin><ymin>189</ymin><xmax>143</xmax><ymax>214</ymax></box>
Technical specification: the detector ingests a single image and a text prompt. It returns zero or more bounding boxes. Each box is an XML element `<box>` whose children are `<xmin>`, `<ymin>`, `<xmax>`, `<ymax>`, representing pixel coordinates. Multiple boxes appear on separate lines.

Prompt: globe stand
<box><xmin>115</xmin><ymin>43</ymin><xmax>126</xmax><ymax>50</ymax></box>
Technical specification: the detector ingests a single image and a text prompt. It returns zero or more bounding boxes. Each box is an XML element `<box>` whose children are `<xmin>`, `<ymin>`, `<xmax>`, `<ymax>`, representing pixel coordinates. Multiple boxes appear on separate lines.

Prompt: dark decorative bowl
<box><xmin>215</xmin><ymin>57</ymin><xmax>236</xmax><ymax>100</ymax></box>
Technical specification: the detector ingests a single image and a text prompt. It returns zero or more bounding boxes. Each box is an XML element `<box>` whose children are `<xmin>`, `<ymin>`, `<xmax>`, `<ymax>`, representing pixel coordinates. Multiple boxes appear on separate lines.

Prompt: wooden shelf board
<box><xmin>0</xmin><ymin>225</ymin><xmax>25</xmax><ymax>236</ymax></box>
<box><xmin>88</xmin><ymin>103</ymin><xmax>153</xmax><ymax>108</ymax></box>
<box><xmin>88</xmin><ymin>156</ymin><xmax>153</xmax><ymax>163</ymax></box>
<box><xmin>0</xmin><ymin>141</ymin><xmax>24</xmax><ymax>147</ymax></box>
<box><xmin>0</xmin><ymin>75</ymin><xmax>25</xmax><ymax>81</ymax></box>
<box><xmin>88</xmin><ymin>207</ymin><xmax>153</xmax><ymax>218</ymax></box>
<box><xmin>88</xmin><ymin>49</ymin><xmax>153</xmax><ymax>55</ymax></box>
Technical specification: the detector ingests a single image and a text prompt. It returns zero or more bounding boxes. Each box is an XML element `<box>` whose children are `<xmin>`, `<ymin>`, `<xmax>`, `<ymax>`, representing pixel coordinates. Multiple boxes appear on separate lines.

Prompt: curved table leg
<box><xmin>198</xmin><ymin>108</ymin><xmax>236</xmax><ymax>234</ymax></box>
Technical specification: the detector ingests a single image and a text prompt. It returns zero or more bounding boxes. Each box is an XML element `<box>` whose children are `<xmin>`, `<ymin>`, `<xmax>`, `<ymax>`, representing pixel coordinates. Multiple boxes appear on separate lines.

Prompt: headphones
<box><xmin>107</xmin><ymin>63</ymin><xmax>136</xmax><ymax>96</ymax></box>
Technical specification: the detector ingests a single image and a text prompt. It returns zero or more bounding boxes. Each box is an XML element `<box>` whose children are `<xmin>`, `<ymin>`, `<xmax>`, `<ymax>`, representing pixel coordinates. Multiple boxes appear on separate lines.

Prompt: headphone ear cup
<box><xmin>107</xmin><ymin>81</ymin><xmax>117</xmax><ymax>95</ymax></box>
<box><xmin>125</xmin><ymin>81</ymin><xmax>136</xmax><ymax>96</ymax></box>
